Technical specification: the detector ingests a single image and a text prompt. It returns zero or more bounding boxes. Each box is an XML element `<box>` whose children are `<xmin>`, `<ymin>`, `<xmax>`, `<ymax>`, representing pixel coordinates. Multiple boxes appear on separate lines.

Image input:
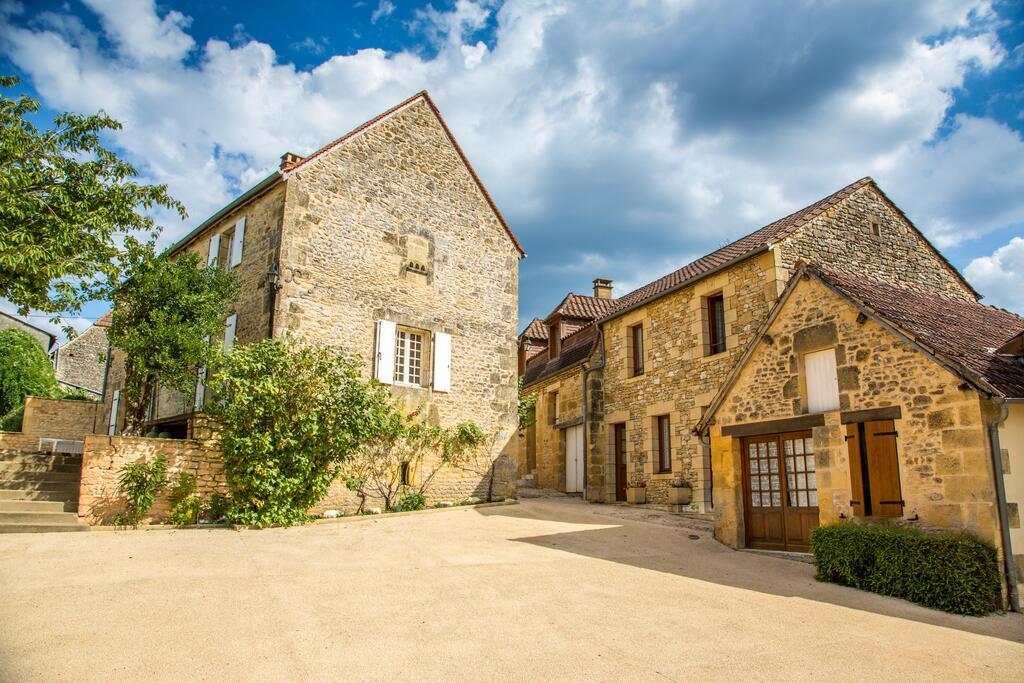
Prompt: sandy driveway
<box><xmin>1</xmin><ymin>497</ymin><xmax>1021</xmax><ymax>681</ymax></box>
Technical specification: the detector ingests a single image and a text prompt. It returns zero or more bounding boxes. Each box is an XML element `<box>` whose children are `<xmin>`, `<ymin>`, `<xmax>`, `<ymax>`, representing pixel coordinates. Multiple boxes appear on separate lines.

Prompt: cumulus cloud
<box><xmin>1</xmin><ymin>0</ymin><xmax>1021</xmax><ymax>322</ymax></box>
<box><xmin>965</xmin><ymin>237</ymin><xmax>1024</xmax><ymax>313</ymax></box>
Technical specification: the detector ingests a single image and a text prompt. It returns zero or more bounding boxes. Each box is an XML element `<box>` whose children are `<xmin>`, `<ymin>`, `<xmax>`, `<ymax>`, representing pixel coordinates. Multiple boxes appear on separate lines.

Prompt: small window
<box><xmin>871</xmin><ymin>221</ymin><xmax>881</xmax><ymax>237</ymax></box>
<box><xmin>548</xmin><ymin>391</ymin><xmax>559</xmax><ymax>426</ymax></box>
<box><xmin>805</xmin><ymin>348</ymin><xmax>840</xmax><ymax>413</ymax></box>
<box><xmin>394</xmin><ymin>329</ymin><xmax>424</xmax><ymax>385</ymax></box>
<box><xmin>655</xmin><ymin>415</ymin><xmax>671</xmax><ymax>473</ymax></box>
<box><xmin>400</xmin><ymin>461</ymin><xmax>411</xmax><ymax>486</ymax></box>
<box><xmin>706</xmin><ymin>293</ymin><xmax>726</xmax><ymax>356</ymax></box>
<box><xmin>630</xmin><ymin>324</ymin><xmax>645</xmax><ymax>376</ymax></box>
<box><xmin>218</xmin><ymin>228</ymin><xmax>234</xmax><ymax>269</ymax></box>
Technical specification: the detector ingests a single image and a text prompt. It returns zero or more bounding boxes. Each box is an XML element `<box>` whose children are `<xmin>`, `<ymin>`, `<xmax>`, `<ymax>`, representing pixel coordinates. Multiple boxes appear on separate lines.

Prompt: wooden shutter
<box><xmin>229</xmin><ymin>218</ymin><xmax>246</xmax><ymax>268</ymax></box>
<box><xmin>207</xmin><ymin>233</ymin><xmax>221</xmax><ymax>267</ymax></box>
<box><xmin>864</xmin><ymin>420</ymin><xmax>903</xmax><ymax>517</ymax></box>
<box><xmin>375</xmin><ymin>320</ymin><xmax>396</xmax><ymax>384</ymax></box>
<box><xmin>805</xmin><ymin>349</ymin><xmax>839</xmax><ymax>412</ymax></box>
<box><xmin>108</xmin><ymin>390</ymin><xmax>120</xmax><ymax>436</ymax></box>
<box><xmin>846</xmin><ymin>423</ymin><xmax>866</xmax><ymax>517</ymax></box>
<box><xmin>223</xmin><ymin>314</ymin><xmax>237</xmax><ymax>351</ymax></box>
<box><xmin>433</xmin><ymin>331</ymin><xmax>451</xmax><ymax>392</ymax></box>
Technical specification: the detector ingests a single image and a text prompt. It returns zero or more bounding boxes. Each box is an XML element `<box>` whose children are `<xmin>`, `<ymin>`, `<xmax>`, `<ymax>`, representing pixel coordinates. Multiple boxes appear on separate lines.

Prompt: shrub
<box><xmin>396</xmin><ymin>491</ymin><xmax>426</xmax><ymax>512</ymax></box>
<box><xmin>115</xmin><ymin>454</ymin><xmax>168</xmax><ymax>527</ymax></box>
<box><xmin>168</xmin><ymin>471</ymin><xmax>201</xmax><ymax>527</ymax></box>
<box><xmin>0</xmin><ymin>328</ymin><xmax>59</xmax><ymax>415</ymax></box>
<box><xmin>203</xmin><ymin>492</ymin><xmax>230</xmax><ymax>522</ymax></box>
<box><xmin>0</xmin><ymin>404</ymin><xmax>24</xmax><ymax>432</ymax></box>
<box><xmin>206</xmin><ymin>337</ymin><xmax>394</xmax><ymax>527</ymax></box>
<box><xmin>811</xmin><ymin>523</ymin><xmax>1001</xmax><ymax>615</ymax></box>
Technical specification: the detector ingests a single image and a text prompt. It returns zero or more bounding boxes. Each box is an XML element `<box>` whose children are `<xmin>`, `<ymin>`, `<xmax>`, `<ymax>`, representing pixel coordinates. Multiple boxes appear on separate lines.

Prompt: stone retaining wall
<box><xmin>21</xmin><ymin>396</ymin><xmax>100</xmax><ymax>441</ymax></box>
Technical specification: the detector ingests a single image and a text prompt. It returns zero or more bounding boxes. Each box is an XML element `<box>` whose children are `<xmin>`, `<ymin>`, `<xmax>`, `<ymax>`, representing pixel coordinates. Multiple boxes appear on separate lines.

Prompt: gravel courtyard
<box><xmin>1</xmin><ymin>497</ymin><xmax>1021</xmax><ymax>681</ymax></box>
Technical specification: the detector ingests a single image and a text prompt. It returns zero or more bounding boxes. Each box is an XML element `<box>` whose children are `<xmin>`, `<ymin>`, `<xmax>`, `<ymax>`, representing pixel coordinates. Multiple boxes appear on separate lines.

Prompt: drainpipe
<box><xmin>581</xmin><ymin>327</ymin><xmax>607</xmax><ymax>502</ymax></box>
<box><xmin>987</xmin><ymin>398</ymin><xmax>1020</xmax><ymax>612</ymax></box>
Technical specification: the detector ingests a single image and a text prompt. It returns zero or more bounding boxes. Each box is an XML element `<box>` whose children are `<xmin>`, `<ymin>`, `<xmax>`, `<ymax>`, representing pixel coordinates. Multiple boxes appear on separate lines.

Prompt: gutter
<box><xmin>987</xmin><ymin>398</ymin><xmax>1020</xmax><ymax>612</ymax></box>
<box><xmin>580</xmin><ymin>327</ymin><xmax>608</xmax><ymax>501</ymax></box>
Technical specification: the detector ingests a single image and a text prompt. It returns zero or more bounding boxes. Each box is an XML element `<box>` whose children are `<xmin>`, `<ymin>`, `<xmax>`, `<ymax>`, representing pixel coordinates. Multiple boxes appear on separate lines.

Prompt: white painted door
<box><xmin>565</xmin><ymin>424</ymin><xmax>584</xmax><ymax>493</ymax></box>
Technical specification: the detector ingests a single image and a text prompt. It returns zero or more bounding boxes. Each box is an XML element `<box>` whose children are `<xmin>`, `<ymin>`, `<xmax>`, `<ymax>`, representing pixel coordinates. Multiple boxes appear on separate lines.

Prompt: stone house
<box><xmin>519</xmin><ymin>178</ymin><xmax>978</xmax><ymax>512</ymax></box>
<box><xmin>0</xmin><ymin>310</ymin><xmax>56</xmax><ymax>355</ymax></box>
<box><xmin>99</xmin><ymin>91</ymin><xmax>524</xmax><ymax>511</ymax></box>
<box><xmin>695</xmin><ymin>263</ymin><xmax>1023</xmax><ymax>603</ymax></box>
<box><xmin>53</xmin><ymin>311</ymin><xmax>110</xmax><ymax>397</ymax></box>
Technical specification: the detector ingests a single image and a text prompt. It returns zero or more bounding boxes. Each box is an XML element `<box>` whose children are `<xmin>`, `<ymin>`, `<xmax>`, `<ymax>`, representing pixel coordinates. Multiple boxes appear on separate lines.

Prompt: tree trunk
<box><xmin>121</xmin><ymin>362</ymin><xmax>154</xmax><ymax>436</ymax></box>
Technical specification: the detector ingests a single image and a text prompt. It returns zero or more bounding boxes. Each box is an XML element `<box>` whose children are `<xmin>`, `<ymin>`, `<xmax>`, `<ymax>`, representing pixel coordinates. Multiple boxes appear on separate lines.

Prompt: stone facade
<box><xmin>708</xmin><ymin>277</ymin><xmax>1000</xmax><ymax>550</ymax></box>
<box><xmin>0</xmin><ymin>311</ymin><xmax>54</xmax><ymax>352</ymax></box>
<box><xmin>520</xmin><ymin>366</ymin><xmax>586</xmax><ymax>491</ymax></box>
<box><xmin>20</xmin><ymin>396</ymin><xmax>100</xmax><ymax>441</ymax></box>
<box><xmin>78</xmin><ymin>435</ymin><xmax>227</xmax><ymax>525</ymax></box>
<box><xmin>1000</xmin><ymin>403</ymin><xmax>1024</xmax><ymax>598</ymax></box>
<box><xmin>54</xmin><ymin>321</ymin><xmax>108</xmax><ymax>396</ymax></box>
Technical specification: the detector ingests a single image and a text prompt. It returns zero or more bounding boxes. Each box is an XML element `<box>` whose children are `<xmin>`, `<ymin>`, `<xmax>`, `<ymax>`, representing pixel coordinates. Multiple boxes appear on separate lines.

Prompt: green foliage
<box><xmin>0</xmin><ymin>76</ymin><xmax>185</xmax><ymax>320</ymax></box>
<box><xmin>107</xmin><ymin>242</ymin><xmax>238</xmax><ymax>434</ymax></box>
<box><xmin>811</xmin><ymin>523</ymin><xmax>1001</xmax><ymax>615</ymax></box>
<box><xmin>0</xmin><ymin>328</ymin><xmax>59</xmax><ymax>415</ymax></box>
<box><xmin>396</xmin><ymin>491</ymin><xmax>426</xmax><ymax>512</ymax></box>
<box><xmin>517</xmin><ymin>377</ymin><xmax>537</xmax><ymax>430</ymax></box>
<box><xmin>0</xmin><ymin>404</ymin><xmax>24</xmax><ymax>432</ymax></box>
<box><xmin>206</xmin><ymin>337</ymin><xmax>394</xmax><ymax>527</ymax></box>
<box><xmin>115</xmin><ymin>454</ymin><xmax>168</xmax><ymax>528</ymax></box>
<box><xmin>202</xmin><ymin>492</ymin><xmax>230</xmax><ymax>522</ymax></box>
<box><xmin>168</xmin><ymin>471</ymin><xmax>201</xmax><ymax>527</ymax></box>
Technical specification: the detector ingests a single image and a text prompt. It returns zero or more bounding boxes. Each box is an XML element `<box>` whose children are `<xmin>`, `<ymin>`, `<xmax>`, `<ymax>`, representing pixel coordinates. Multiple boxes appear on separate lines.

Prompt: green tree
<box><xmin>206</xmin><ymin>337</ymin><xmax>395</xmax><ymax>527</ymax></box>
<box><xmin>0</xmin><ymin>76</ymin><xmax>185</xmax><ymax>318</ymax></box>
<box><xmin>0</xmin><ymin>328</ymin><xmax>59</xmax><ymax>417</ymax></box>
<box><xmin>106</xmin><ymin>243</ymin><xmax>238</xmax><ymax>435</ymax></box>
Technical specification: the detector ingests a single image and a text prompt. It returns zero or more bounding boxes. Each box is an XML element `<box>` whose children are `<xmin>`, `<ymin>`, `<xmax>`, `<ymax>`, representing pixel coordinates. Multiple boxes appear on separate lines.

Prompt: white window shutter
<box><xmin>433</xmin><ymin>332</ymin><xmax>452</xmax><ymax>392</ymax></box>
<box><xmin>207</xmin><ymin>233</ymin><xmax>221</xmax><ymax>267</ymax></box>
<box><xmin>108</xmin><ymin>389</ymin><xmax>121</xmax><ymax>436</ymax></box>
<box><xmin>805</xmin><ymin>349</ymin><xmax>840</xmax><ymax>413</ymax></box>
<box><xmin>194</xmin><ymin>368</ymin><xmax>207</xmax><ymax>410</ymax></box>
<box><xmin>223</xmin><ymin>314</ymin><xmax>237</xmax><ymax>352</ymax></box>
<box><xmin>375</xmin><ymin>320</ymin><xmax>396</xmax><ymax>384</ymax></box>
<box><xmin>229</xmin><ymin>218</ymin><xmax>245</xmax><ymax>268</ymax></box>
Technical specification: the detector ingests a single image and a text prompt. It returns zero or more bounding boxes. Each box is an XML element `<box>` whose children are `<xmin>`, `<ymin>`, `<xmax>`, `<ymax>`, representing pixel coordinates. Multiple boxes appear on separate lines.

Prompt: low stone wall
<box><xmin>22</xmin><ymin>396</ymin><xmax>100</xmax><ymax>441</ymax></box>
<box><xmin>0</xmin><ymin>431</ymin><xmax>41</xmax><ymax>452</ymax></box>
<box><xmin>79</xmin><ymin>435</ymin><xmax>227</xmax><ymax>525</ymax></box>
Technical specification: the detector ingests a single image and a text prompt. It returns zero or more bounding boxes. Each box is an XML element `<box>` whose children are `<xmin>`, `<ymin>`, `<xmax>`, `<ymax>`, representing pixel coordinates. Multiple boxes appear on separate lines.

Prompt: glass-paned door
<box><xmin>742</xmin><ymin>431</ymin><xmax>819</xmax><ymax>552</ymax></box>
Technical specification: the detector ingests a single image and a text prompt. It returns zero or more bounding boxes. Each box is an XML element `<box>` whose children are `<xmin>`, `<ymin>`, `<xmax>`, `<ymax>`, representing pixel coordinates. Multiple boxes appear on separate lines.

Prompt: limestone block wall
<box><xmin>78</xmin><ymin>435</ymin><xmax>227</xmax><ymax>525</ymax></box>
<box><xmin>20</xmin><ymin>396</ymin><xmax>100</xmax><ymax>441</ymax></box>
<box><xmin>710</xmin><ymin>276</ymin><xmax>1000</xmax><ymax>548</ymax></box>
<box><xmin>595</xmin><ymin>250</ymin><xmax>779</xmax><ymax>507</ymax></box>
<box><xmin>276</xmin><ymin>98</ymin><xmax>520</xmax><ymax>505</ymax></box>
<box><xmin>776</xmin><ymin>184</ymin><xmax>975</xmax><ymax>301</ymax></box>
<box><xmin>0</xmin><ymin>432</ymin><xmax>42</xmax><ymax>452</ymax></box>
<box><xmin>519</xmin><ymin>368</ymin><xmax>585</xmax><ymax>492</ymax></box>
<box><xmin>54</xmin><ymin>324</ymin><xmax>107</xmax><ymax>395</ymax></box>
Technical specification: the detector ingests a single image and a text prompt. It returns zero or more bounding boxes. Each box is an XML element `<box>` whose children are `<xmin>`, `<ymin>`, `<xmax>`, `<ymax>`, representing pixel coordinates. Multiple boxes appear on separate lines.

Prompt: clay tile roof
<box><xmin>812</xmin><ymin>264</ymin><xmax>1024</xmax><ymax>398</ymax></box>
<box><xmin>522</xmin><ymin>325</ymin><xmax>599</xmax><ymax>387</ymax></box>
<box><xmin>551</xmin><ymin>293</ymin><xmax>621</xmax><ymax>320</ymax></box>
<box><xmin>520</xmin><ymin>318</ymin><xmax>549</xmax><ymax>341</ymax></box>
<box><xmin>94</xmin><ymin>311</ymin><xmax>113</xmax><ymax>328</ymax></box>
<box><xmin>282</xmin><ymin>90</ymin><xmax>524</xmax><ymax>256</ymax></box>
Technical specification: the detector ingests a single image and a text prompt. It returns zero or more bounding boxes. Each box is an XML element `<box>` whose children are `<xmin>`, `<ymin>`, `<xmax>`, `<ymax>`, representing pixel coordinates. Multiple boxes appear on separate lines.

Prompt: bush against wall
<box><xmin>207</xmin><ymin>337</ymin><xmax>394</xmax><ymax>527</ymax></box>
<box><xmin>0</xmin><ymin>328</ymin><xmax>59</xmax><ymax>416</ymax></box>
<box><xmin>811</xmin><ymin>523</ymin><xmax>1001</xmax><ymax>615</ymax></box>
<box><xmin>115</xmin><ymin>453</ymin><xmax>168</xmax><ymax>528</ymax></box>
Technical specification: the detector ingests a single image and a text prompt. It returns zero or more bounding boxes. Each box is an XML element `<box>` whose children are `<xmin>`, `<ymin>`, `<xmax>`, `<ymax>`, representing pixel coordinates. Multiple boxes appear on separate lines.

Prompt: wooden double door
<box><xmin>741</xmin><ymin>431</ymin><xmax>819</xmax><ymax>552</ymax></box>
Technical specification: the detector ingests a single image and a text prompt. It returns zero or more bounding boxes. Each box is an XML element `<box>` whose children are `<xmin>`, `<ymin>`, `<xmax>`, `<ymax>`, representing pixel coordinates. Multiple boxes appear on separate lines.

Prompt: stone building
<box><xmin>100</xmin><ymin>91</ymin><xmax>524</xmax><ymax>509</ymax></box>
<box><xmin>696</xmin><ymin>263</ymin><xmax>1023</xmax><ymax>602</ymax></box>
<box><xmin>519</xmin><ymin>178</ymin><xmax>978</xmax><ymax>511</ymax></box>
<box><xmin>54</xmin><ymin>311</ymin><xmax>110</xmax><ymax>397</ymax></box>
<box><xmin>0</xmin><ymin>310</ymin><xmax>56</xmax><ymax>354</ymax></box>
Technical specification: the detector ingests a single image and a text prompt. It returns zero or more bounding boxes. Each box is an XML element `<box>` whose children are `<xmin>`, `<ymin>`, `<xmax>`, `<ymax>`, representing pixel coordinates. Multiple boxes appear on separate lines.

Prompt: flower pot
<box><xmin>668</xmin><ymin>486</ymin><xmax>692</xmax><ymax>505</ymax></box>
<box><xmin>626</xmin><ymin>487</ymin><xmax>647</xmax><ymax>504</ymax></box>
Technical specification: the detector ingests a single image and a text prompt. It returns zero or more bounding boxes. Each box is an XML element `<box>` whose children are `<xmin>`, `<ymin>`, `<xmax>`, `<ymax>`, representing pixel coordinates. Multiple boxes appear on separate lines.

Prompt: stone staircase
<box><xmin>0</xmin><ymin>451</ymin><xmax>88</xmax><ymax>533</ymax></box>
<box><xmin>515</xmin><ymin>472</ymin><xmax>568</xmax><ymax>499</ymax></box>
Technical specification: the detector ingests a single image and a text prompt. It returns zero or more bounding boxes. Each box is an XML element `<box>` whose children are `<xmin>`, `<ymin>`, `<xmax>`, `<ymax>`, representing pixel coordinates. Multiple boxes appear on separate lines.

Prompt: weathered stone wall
<box><xmin>710</xmin><ymin>277</ymin><xmax>1000</xmax><ymax>549</ymax></box>
<box><xmin>21</xmin><ymin>396</ymin><xmax>100</xmax><ymax>441</ymax></box>
<box><xmin>517</xmin><ymin>367</ymin><xmax>586</xmax><ymax>491</ymax></box>
<box><xmin>54</xmin><ymin>323</ymin><xmax>107</xmax><ymax>395</ymax></box>
<box><xmin>0</xmin><ymin>432</ymin><xmax>41</xmax><ymax>452</ymax></box>
<box><xmin>593</xmin><ymin>250</ymin><xmax>779</xmax><ymax>507</ymax></box>
<box><xmin>999</xmin><ymin>403</ymin><xmax>1024</xmax><ymax>598</ymax></box>
<box><xmin>276</xmin><ymin>98</ymin><xmax>520</xmax><ymax>503</ymax></box>
<box><xmin>78</xmin><ymin>435</ymin><xmax>227</xmax><ymax>525</ymax></box>
<box><xmin>776</xmin><ymin>184</ymin><xmax>975</xmax><ymax>301</ymax></box>
<box><xmin>0</xmin><ymin>314</ymin><xmax>52</xmax><ymax>351</ymax></box>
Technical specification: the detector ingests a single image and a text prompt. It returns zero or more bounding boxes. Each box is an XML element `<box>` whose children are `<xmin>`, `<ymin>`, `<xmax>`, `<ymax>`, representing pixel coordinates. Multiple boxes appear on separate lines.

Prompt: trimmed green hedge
<box><xmin>811</xmin><ymin>523</ymin><xmax>1001</xmax><ymax>615</ymax></box>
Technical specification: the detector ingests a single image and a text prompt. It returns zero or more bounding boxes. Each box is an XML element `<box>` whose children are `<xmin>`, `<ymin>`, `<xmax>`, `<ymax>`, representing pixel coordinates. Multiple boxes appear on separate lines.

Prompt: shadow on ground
<box><xmin>477</xmin><ymin>498</ymin><xmax>1024</xmax><ymax>643</ymax></box>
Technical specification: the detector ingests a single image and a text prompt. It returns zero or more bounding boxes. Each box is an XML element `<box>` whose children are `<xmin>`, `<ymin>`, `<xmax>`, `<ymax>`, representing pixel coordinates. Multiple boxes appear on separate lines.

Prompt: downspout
<box><xmin>581</xmin><ymin>327</ymin><xmax>607</xmax><ymax>501</ymax></box>
<box><xmin>987</xmin><ymin>398</ymin><xmax>1020</xmax><ymax>612</ymax></box>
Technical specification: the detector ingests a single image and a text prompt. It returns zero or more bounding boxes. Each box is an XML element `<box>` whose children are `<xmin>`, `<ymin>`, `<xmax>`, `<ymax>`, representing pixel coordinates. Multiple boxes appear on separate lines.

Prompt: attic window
<box><xmin>406</xmin><ymin>262</ymin><xmax>428</xmax><ymax>275</ymax></box>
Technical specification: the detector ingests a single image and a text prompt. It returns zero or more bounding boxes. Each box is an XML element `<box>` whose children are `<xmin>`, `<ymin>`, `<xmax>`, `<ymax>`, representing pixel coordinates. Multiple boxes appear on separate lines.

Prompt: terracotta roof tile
<box><xmin>94</xmin><ymin>311</ymin><xmax>112</xmax><ymax>328</ymax></box>
<box><xmin>812</xmin><ymin>265</ymin><xmax>1024</xmax><ymax>398</ymax></box>
<box><xmin>550</xmin><ymin>293</ymin><xmax>621</xmax><ymax>320</ymax></box>
<box><xmin>521</xmin><ymin>318</ymin><xmax>548</xmax><ymax>340</ymax></box>
<box><xmin>522</xmin><ymin>325</ymin><xmax>598</xmax><ymax>387</ymax></box>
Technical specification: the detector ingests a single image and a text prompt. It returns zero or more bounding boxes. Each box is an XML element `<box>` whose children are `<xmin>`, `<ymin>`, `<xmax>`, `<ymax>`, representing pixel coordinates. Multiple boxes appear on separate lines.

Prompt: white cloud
<box><xmin>965</xmin><ymin>237</ymin><xmax>1024</xmax><ymax>313</ymax></box>
<box><xmin>370</xmin><ymin>0</ymin><xmax>395</xmax><ymax>24</ymax></box>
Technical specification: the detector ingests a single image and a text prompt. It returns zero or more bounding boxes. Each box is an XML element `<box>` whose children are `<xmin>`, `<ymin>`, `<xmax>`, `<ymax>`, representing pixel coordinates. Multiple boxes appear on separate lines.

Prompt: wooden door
<box><xmin>614</xmin><ymin>423</ymin><xmax>627</xmax><ymax>501</ymax></box>
<box><xmin>565</xmin><ymin>425</ymin><xmax>584</xmax><ymax>493</ymax></box>
<box><xmin>742</xmin><ymin>431</ymin><xmax>819</xmax><ymax>552</ymax></box>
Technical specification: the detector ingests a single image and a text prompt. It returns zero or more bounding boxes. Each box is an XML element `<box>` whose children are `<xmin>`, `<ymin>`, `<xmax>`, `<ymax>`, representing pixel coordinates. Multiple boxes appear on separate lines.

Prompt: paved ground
<box><xmin>1</xmin><ymin>498</ymin><xmax>1021</xmax><ymax>681</ymax></box>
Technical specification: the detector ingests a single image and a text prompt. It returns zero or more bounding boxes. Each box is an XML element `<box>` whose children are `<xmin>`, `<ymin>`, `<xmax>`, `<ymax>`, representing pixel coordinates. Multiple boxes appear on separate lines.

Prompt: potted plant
<box><xmin>627</xmin><ymin>479</ymin><xmax>647</xmax><ymax>504</ymax></box>
<box><xmin>668</xmin><ymin>476</ymin><xmax>692</xmax><ymax>505</ymax></box>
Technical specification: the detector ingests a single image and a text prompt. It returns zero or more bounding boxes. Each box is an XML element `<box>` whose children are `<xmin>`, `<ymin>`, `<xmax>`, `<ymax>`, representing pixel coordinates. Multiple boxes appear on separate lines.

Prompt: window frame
<box><xmin>393</xmin><ymin>327</ymin><xmax>426</xmax><ymax>387</ymax></box>
<box><xmin>548</xmin><ymin>391</ymin><xmax>559</xmax><ymax>426</ymax></box>
<box><xmin>655</xmin><ymin>414</ymin><xmax>671</xmax><ymax>474</ymax></box>
<box><xmin>630</xmin><ymin>323</ymin><xmax>645</xmax><ymax>377</ymax></box>
<box><xmin>804</xmin><ymin>348</ymin><xmax>840</xmax><ymax>413</ymax></box>
<box><xmin>706</xmin><ymin>293</ymin><xmax>727</xmax><ymax>356</ymax></box>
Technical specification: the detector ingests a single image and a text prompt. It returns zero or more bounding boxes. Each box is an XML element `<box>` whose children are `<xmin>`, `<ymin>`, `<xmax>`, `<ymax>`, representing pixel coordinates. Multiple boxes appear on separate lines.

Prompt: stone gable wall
<box><xmin>55</xmin><ymin>324</ymin><xmax>107</xmax><ymax>395</ymax></box>
<box><xmin>776</xmin><ymin>185</ymin><xmax>975</xmax><ymax>301</ymax></box>
<box><xmin>709</xmin><ymin>276</ymin><xmax>999</xmax><ymax>548</ymax></box>
<box><xmin>277</xmin><ymin>98</ymin><xmax>520</xmax><ymax>503</ymax></box>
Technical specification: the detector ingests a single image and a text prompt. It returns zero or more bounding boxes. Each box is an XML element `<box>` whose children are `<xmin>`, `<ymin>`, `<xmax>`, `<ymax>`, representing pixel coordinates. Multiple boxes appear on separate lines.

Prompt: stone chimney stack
<box><xmin>593</xmin><ymin>278</ymin><xmax>614</xmax><ymax>299</ymax></box>
<box><xmin>280</xmin><ymin>152</ymin><xmax>304</xmax><ymax>170</ymax></box>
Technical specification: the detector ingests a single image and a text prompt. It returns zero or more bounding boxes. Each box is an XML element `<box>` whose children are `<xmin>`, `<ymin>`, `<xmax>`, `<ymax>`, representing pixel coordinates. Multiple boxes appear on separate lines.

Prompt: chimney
<box><xmin>280</xmin><ymin>152</ymin><xmax>304</xmax><ymax>170</ymax></box>
<box><xmin>593</xmin><ymin>278</ymin><xmax>614</xmax><ymax>299</ymax></box>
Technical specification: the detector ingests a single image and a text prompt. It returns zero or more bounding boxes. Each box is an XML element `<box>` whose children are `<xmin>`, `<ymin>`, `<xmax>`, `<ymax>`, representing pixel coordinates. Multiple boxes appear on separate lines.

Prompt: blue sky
<box><xmin>1</xmin><ymin>0</ymin><xmax>1022</xmax><ymax>338</ymax></box>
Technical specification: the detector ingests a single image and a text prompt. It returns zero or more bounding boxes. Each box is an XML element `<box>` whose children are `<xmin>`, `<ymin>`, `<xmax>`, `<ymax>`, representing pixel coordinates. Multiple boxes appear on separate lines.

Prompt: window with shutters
<box><xmin>654</xmin><ymin>414</ymin><xmax>671</xmax><ymax>473</ymax></box>
<box><xmin>394</xmin><ymin>328</ymin><xmax>425</xmax><ymax>386</ymax></box>
<box><xmin>217</xmin><ymin>228</ymin><xmax>233</xmax><ymax>268</ymax></box>
<box><xmin>804</xmin><ymin>348</ymin><xmax>840</xmax><ymax>413</ymax></box>
<box><xmin>846</xmin><ymin>420</ymin><xmax>904</xmax><ymax>517</ymax></box>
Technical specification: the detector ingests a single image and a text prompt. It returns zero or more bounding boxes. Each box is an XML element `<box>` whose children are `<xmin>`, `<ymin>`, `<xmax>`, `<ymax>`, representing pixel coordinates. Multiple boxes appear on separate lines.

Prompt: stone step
<box><xmin>0</xmin><ymin>479</ymin><xmax>81</xmax><ymax>495</ymax></box>
<box><xmin>0</xmin><ymin>510</ymin><xmax>82</xmax><ymax>525</ymax></box>
<box><xmin>0</xmin><ymin>461</ymin><xmax>82</xmax><ymax>474</ymax></box>
<box><xmin>0</xmin><ymin>488</ymin><xmax>78</xmax><ymax>501</ymax></box>
<box><xmin>0</xmin><ymin>451</ymin><xmax>82</xmax><ymax>464</ymax></box>
<box><xmin>0</xmin><ymin>523</ymin><xmax>88</xmax><ymax>534</ymax></box>
<box><xmin>516</xmin><ymin>487</ymin><xmax>567</xmax><ymax>499</ymax></box>
<box><xmin>0</xmin><ymin>470</ymin><xmax>81</xmax><ymax>485</ymax></box>
<box><xmin>0</xmin><ymin>499</ymin><xmax>67</xmax><ymax>513</ymax></box>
